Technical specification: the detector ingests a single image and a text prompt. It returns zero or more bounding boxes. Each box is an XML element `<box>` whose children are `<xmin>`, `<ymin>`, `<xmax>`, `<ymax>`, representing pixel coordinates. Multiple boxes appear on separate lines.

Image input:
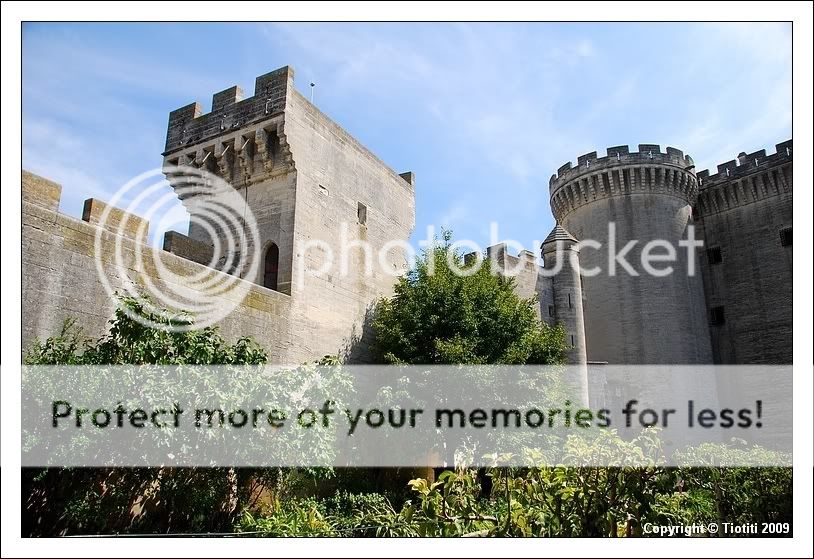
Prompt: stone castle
<box><xmin>22</xmin><ymin>65</ymin><xmax>793</xmax><ymax>366</ymax></box>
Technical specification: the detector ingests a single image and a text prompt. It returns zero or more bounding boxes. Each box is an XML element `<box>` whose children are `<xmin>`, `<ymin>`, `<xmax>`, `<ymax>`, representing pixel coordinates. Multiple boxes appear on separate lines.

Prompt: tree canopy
<box><xmin>372</xmin><ymin>232</ymin><xmax>566</xmax><ymax>365</ymax></box>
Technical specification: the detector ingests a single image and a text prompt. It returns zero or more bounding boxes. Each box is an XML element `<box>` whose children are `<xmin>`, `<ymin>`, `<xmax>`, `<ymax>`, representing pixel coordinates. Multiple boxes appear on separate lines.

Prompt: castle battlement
<box><xmin>549</xmin><ymin>143</ymin><xmax>699</xmax><ymax>222</ymax></box>
<box><xmin>697</xmin><ymin>139</ymin><xmax>792</xmax><ymax>187</ymax></box>
<box><xmin>694</xmin><ymin>140</ymin><xmax>793</xmax><ymax>217</ymax></box>
<box><xmin>21</xmin><ymin>171</ymin><xmax>232</xmax><ymax>271</ymax></box>
<box><xmin>549</xmin><ymin>144</ymin><xmax>695</xmax><ymax>193</ymax></box>
<box><xmin>164</xmin><ymin>66</ymin><xmax>295</xmax><ymax>155</ymax></box>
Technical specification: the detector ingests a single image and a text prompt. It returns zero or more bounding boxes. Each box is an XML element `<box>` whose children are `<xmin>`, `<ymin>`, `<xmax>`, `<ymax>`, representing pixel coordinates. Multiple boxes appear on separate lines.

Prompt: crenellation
<box><xmin>637</xmin><ymin>143</ymin><xmax>661</xmax><ymax>155</ymax></box>
<box><xmin>211</xmin><ymin>85</ymin><xmax>244</xmax><ymax>113</ymax></box>
<box><xmin>717</xmin><ymin>159</ymin><xmax>737</xmax><ymax>176</ymax></box>
<box><xmin>577</xmin><ymin>151</ymin><xmax>597</xmax><ymax>166</ymax></box>
<box><xmin>22</xmin><ymin>170</ymin><xmax>62</xmax><ymax>211</ymax></box>
<box><xmin>163</xmin><ymin>230</ymin><xmax>214</xmax><ymax>266</ymax></box>
<box><xmin>607</xmin><ymin>145</ymin><xmax>629</xmax><ymax>157</ymax></box>
<box><xmin>698</xmin><ymin>140</ymin><xmax>792</xmax><ymax>186</ymax></box>
<box><xmin>164</xmin><ymin>66</ymin><xmax>294</xmax><ymax>154</ymax></box>
<box><xmin>550</xmin><ymin>143</ymin><xmax>700</xmax><ymax>222</ymax></box>
<box><xmin>694</xmin><ymin>141</ymin><xmax>792</xmax><ymax>220</ymax></box>
<box><xmin>549</xmin><ymin>147</ymin><xmax>696</xmax><ymax>222</ymax></box>
<box><xmin>81</xmin><ymin>198</ymin><xmax>149</xmax><ymax>244</ymax></box>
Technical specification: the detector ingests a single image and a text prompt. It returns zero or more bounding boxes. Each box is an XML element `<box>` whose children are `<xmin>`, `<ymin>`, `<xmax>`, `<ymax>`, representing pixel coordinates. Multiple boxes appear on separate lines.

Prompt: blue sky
<box><xmin>22</xmin><ymin>22</ymin><xmax>792</xmax><ymax>251</ymax></box>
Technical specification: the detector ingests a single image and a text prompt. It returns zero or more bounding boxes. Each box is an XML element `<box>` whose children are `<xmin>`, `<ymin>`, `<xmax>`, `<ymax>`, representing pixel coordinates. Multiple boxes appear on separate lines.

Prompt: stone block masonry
<box><xmin>547</xmin><ymin>140</ymin><xmax>792</xmax><ymax>365</ymax></box>
<box><xmin>549</xmin><ymin>144</ymin><xmax>711</xmax><ymax>365</ymax></box>
<box><xmin>161</xmin><ymin>65</ymin><xmax>416</xmax><ymax>363</ymax></box>
<box><xmin>22</xmin><ymin>171</ymin><xmax>298</xmax><ymax>363</ymax></box>
<box><xmin>695</xmin><ymin>141</ymin><xmax>793</xmax><ymax>364</ymax></box>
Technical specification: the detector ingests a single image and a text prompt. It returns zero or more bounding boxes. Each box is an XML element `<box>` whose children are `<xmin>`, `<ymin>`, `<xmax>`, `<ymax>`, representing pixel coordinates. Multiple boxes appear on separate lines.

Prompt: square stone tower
<box><xmin>161</xmin><ymin>66</ymin><xmax>416</xmax><ymax>362</ymax></box>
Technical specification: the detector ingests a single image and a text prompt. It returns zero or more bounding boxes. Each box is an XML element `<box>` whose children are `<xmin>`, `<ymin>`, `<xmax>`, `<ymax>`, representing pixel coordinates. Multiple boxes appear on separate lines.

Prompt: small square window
<box><xmin>708</xmin><ymin>306</ymin><xmax>725</xmax><ymax>326</ymax></box>
<box><xmin>780</xmin><ymin>227</ymin><xmax>792</xmax><ymax>247</ymax></box>
<box><xmin>707</xmin><ymin>247</ymin><xmax>722</xmax><ymax>265</ymax></box>
<box><xmin>357</xmin><ymin>202</ymin><xmax>367</xmax><ymax>226</ymax></box>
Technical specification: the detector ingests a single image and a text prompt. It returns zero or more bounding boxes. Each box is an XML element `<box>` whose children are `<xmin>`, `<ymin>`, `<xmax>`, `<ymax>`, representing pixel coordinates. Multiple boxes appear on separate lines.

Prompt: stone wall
<box><xmin>283</xmin><ymin>87</ymin><xmax>416</xmax><ymax>361</ymax></box>
<box><xmin>163</xmin><ymin>67</ymin><xmax>416</xmax><ymax>361</ymax></box>
<box><xmin>22</xmin><ymin>171</ymin><xmax>298</xmax><ymax>362</ymax></box>
<box><xmin>695</xmin><ymin>141</ymin><xmax>793</xmax><ymax>364</ymax></box>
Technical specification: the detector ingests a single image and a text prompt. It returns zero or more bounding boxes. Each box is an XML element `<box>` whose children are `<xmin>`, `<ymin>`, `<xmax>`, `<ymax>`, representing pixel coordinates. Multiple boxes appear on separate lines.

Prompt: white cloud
<box><xmin>671</xmin><ymin>23</ymin><xmax>792</xmax><ymax>172</ymax></box>
<box><xmin>575</xmin><ymin>39</ymin><xmax>595</xmax><ymax>58</ymax></box>
<box><xmin>439</xmin><ymin>204</ymin><xmax>470</xmax><ymax>229</ymax></box>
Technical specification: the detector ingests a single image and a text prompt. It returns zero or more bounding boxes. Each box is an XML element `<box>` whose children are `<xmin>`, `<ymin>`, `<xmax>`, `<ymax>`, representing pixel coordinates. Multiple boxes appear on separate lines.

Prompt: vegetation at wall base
<box><xmin>22</xmin><ymin>245</ymin><xmax>792</xmax><ymax>537</ymax></box>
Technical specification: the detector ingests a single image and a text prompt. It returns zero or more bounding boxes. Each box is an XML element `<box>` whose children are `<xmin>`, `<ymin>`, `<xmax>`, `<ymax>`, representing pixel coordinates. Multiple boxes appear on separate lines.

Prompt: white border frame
<box><xmin>2</xmin><ymin>2</ymin><xmax>812</xmax><ymax>557</ymax></box>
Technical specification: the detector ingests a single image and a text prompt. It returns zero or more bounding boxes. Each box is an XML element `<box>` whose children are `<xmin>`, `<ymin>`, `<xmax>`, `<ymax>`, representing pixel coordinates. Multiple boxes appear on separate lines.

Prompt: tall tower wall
<box><xmin>549</xmin><ymin>144</ymin><xmax>712</xmax><ymax>364</ymax></box>
<box><xmin>695</xmin><ymin>140</ymin><xmax>793</xmax><ymax>364</ymax></box>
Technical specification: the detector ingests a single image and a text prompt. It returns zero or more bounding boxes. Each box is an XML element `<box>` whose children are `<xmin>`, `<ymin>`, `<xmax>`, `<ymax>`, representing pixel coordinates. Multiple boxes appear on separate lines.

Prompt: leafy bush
<box><xmin>402</xmin><ymin>433</ymin><xmax>792</xmax><ymax>537</ymax></box>
<box><xmin>674</xmin><ymin>441</ymin><xmax>793</xmax><ymax>528</ymax></box>
<box><xmin>236</xmin><ymin>491</ymin><xmax>421</xmax><ymax>537</ymax></box>
<box><xmin>25</xmin><ymin>298</ymin><xmax>267</xmax><ymax>366</ymax></box>
<box><xmin>23</xmin><ymin>296</ymin><xmax>346</xmax><ymax>536</ymax></box>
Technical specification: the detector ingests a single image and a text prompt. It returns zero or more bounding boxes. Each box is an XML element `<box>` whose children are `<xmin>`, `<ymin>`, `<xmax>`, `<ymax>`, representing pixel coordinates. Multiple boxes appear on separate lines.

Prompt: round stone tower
<box><xmin>548</xmin><ymin>144</ymin><xmax>712</xmax><ymax>364</ymax></box>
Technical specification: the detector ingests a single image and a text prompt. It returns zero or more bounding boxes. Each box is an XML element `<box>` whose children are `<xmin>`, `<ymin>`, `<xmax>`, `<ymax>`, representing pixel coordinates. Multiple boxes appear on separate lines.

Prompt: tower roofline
<box><xmin>542</xmin><ymin>224</ymin><xmax>578</xmax><ymax>247</ymax></box>
<box><xmin>549</xmin><ymin>144</ymin><xmax>695</xmax><ymax>194</ymax></box>
<box><xmin>696</xmin><ymin>139</ymin><xmax>792</xmax><ymax>187</ymax></box>
<box><xmin>164</xmin><ymin>66</ymin><xmax>295</xmax><ymax>155</ymax></box>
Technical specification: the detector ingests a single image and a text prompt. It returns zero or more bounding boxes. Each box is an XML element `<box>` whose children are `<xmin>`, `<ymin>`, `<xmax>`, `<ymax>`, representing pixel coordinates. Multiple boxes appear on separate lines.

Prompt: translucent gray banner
<box><xmin>22</xmin><ymin>365</ymin><xmax>792</xmax><ymax>467</ymax></box>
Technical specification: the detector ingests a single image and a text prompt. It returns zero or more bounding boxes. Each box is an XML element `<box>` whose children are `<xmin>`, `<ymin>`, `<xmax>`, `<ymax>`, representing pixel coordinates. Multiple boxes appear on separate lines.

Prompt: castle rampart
<box><xmin>21</xmin><ymin>170</ymin><xmax>298</xmax><ymax>362</ymax></box>
<box><xmin>695</xmin><ymin>140</ymin><xmax>792</xmax><ymax>217</ymax></box>
<box><xmin>164</xmin><ymin>66</ymin><xmax>293</xmax><ymax>156</ymax></box>
<box><xmin>549</xmin><ymin>144</ymin><xmax>698</xmax><ymax>223</ymax></box>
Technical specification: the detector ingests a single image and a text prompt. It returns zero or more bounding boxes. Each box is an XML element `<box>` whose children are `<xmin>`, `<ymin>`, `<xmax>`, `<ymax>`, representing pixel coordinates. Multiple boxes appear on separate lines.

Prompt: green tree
<box><xmin>370</xmin><ymin>232</ymin><xmax>568</xmax><ymax>493</ymax></box>
<box><xmin>372</xmin><ymin>231</ymin><xmax>566</xmax><ymax>365</ymax></box>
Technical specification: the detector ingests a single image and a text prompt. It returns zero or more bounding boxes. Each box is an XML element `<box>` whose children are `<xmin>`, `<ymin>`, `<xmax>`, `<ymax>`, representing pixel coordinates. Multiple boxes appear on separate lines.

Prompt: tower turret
<box><xmin>548</xmin><ymin>144</ymin><xmax>712</xmax><ymax>364</ymax></box>
<box><xmin>542</xmin><ymin>224</ymin><xmax>588</xmax><ymax>403</ymax></box>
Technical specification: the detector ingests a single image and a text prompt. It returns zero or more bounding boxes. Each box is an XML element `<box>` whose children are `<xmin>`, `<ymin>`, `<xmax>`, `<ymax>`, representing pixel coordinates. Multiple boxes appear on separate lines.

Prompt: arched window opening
<box><xmin>264</xmin><ymin>243</ymin><xmax>279</xmax><ymax>291</ymax></box>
